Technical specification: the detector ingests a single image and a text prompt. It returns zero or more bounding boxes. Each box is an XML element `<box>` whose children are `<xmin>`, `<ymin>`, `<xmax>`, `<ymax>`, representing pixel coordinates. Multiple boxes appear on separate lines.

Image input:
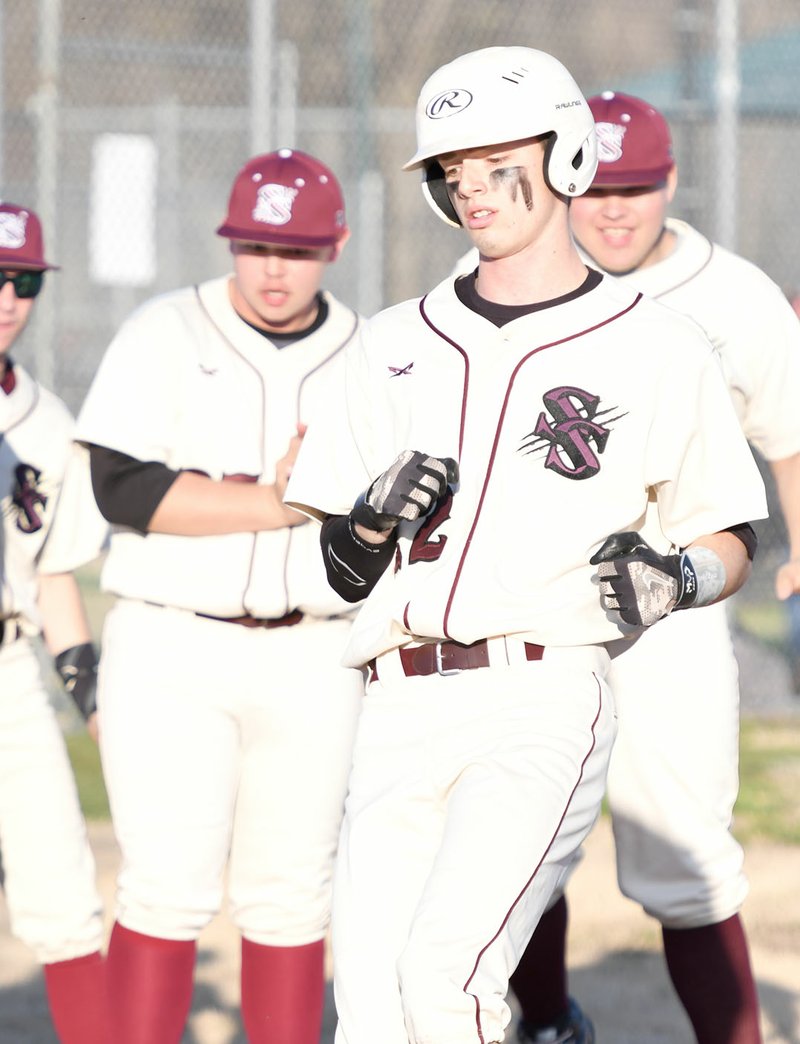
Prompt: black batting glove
<box><xmin>590</xmin><ymin>530</ymin><xmax>698</xmax><ymax>628</ymax></box>
<box><xmin>350</xmin><ymin>450</ymin><xmax>459</xmax><ymax>532</ymax></box>
<box><xmin>55</xmin><ymin>642</ymin><xmax>99</xmax><ymax>721</ymax></box>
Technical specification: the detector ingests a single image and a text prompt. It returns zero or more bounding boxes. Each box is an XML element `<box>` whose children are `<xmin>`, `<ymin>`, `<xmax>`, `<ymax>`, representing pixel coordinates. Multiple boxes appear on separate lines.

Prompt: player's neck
<box><xmin>475</xmin><ymin>241</ymin><xmax>588</xmax><ymax>306</ymax></box>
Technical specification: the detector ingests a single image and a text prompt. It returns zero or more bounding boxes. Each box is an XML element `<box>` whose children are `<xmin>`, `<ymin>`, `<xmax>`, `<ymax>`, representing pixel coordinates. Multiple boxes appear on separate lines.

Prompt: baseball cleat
<box><xmin>517</xmin><ymin>997</ymin><xmax>595</xmax><ymax>1044</ymax></box>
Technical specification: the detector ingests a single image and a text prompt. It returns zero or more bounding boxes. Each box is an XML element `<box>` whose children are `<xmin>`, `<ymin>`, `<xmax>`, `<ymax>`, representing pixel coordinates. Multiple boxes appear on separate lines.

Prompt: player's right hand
<box><xmin>350</xmin><ymin>450</ymin><xmax>459</xmax><ymax>532</ymax></box>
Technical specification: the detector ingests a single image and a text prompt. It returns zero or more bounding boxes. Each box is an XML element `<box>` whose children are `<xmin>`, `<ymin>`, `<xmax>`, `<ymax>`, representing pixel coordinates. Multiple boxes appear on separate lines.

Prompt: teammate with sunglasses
<box><xmin>0</xmin><ymin>201</ymin><xmax>110</xmax><ymax>1041</ymax></box>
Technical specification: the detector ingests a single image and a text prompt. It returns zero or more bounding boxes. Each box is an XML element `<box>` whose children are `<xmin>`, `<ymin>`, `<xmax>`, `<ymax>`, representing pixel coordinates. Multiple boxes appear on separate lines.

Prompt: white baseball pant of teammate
<box><xmin>448</xmin><ymin>91</ymin><xmax>800</xmax><ymax>1044</ymax></box>
<box><xmin>75</xmin><ymin>150</ymin><xmax>365</xmax><ymax>1044</ymax></box>
<box><xmin>0</xmin><ymin>201</ymin><xmax>110</xmax><ymax>1044</ymax></box>
<box><xmin>285</xmin><ymin>47</ymin><xmax>767</xmax><ymax>1044</ymax></box>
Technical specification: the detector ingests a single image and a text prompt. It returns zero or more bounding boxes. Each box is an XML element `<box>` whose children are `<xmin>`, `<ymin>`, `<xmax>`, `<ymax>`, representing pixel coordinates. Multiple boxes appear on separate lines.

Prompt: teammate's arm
<box><xmin>89</xmin><ymin>443</ymin><xmax>305</xmax><ymax>535</ymax></box>
<box><xmin>37</xmin><ymin>571</ymin><xmax>100</xmax><ymax>742</ymax></box>
<box><xmin>769</xmin><ymin>452</ymin><xmax>800</xmax><ymax>599</ymax></box>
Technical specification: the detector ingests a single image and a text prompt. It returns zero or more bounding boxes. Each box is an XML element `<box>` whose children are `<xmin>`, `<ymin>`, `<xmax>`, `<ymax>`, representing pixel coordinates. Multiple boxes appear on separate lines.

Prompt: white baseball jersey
<box><xmin>287</xmin><ymin>272</ymin><xmax>768</xmax><ymax>669</ymax></box>
<box><xmin>76</xmin><ymin>275</ymin><xmax>360</xmax><ymax>619</ymax></box>
<box><xmin>602</xmin><ymin>218</ymin><xmax>800</xmax><ymax>462</ymax></box>
<box><xmin>1</xmin><ymin>363</ymin><xmax>107</xmax><ymax>633</ymax></box>
<box><xmin>1</xmin><ymin>362</ymin><xmax>106</xmax><ymax>964</ymax></box>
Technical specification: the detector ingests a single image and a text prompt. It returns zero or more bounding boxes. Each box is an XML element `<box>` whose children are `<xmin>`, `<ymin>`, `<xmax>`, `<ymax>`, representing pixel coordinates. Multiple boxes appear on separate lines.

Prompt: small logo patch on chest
<box><xmin>11</xmin><ymin>463</ymin><xmax>48</xmax><ymax>533</ymax></box>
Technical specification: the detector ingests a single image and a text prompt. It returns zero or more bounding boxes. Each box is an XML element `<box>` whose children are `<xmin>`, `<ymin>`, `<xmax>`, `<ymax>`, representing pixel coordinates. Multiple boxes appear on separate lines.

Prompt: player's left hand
<box><xmin>775</xmin><ymin>558</ymin><xmax>800</xmax><ymax>600</ymax></box>
<box><xmin>590</xmin><ymin>530</ymin><xmax>698</xmax><ymax>627</ymax></box>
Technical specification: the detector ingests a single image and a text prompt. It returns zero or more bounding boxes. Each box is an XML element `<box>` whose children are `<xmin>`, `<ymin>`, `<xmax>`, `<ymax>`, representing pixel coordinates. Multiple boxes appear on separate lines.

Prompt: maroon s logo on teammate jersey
<box><xmin>12</xmin><ymin>463</ymin><xmax>48</xmax><ymax>533</ymax></box>
<box><xmin>520</xmin><ymin>386</ymin><xmax>626</xmax><ymax>479</ymax></box>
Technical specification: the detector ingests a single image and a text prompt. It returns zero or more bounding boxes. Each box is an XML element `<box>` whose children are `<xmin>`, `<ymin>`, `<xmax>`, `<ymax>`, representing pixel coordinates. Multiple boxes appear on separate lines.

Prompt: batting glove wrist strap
<box><xmin>590</xmin><ymin>531</ymin><xmax>725</xmax><ymax>628</ymax></box>
<box><xmin>350</xmin><ymin>450</ymin><xmax>459</xmax><ymax>532</ymax></box>
<box><xmin>55</xmin><ymin>642</ymin><xmax>99</xmax><ymax>721</ymax></box>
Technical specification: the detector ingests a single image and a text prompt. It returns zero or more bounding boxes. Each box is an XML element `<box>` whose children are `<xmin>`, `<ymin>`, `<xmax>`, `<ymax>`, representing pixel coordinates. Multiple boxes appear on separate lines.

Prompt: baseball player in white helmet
<box><xmin>0</xmin><ymin>201</ymin><xmax>109</xmax><ymax>1042</ymax></box>
<box><xmin>499</xmin><ymin>91</ymin><xmax>800</xmax><ymax>1044</ymax></box>
<box><xmin>284</xmin><ymin>47</ymin><xmax>767</xmax><ymax>1044</ymax></box>
<box><xmin>75</xmin><ymin>150</ymin><xmax>365</xmax><ymax>1044</ymax></box>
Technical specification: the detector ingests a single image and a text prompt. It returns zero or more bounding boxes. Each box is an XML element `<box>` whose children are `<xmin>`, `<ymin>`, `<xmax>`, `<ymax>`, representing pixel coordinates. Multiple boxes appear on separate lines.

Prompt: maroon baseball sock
<box><xmin>662</xmin><ymin>914</ymin><xmax>763</xmax><ymax>1044</ymax></box>
<box><xmin>509</xmin><ymin>895</ymin><xmax>570</xmax><ymax>1027</ymax></box>
<box><xmin>43</xmin><ymin>950</ymin><xmax>109</xmax><ymax>1044</ymax></box>
<box><xmin>241</xmin><ymin>937</ymin><xmax>325</xmax><ymax>1044</ymax></box>
<box><xmin>106</xmin><ymin>922</ymin><xmax>196</xmax><ymax>1044</ymax></box>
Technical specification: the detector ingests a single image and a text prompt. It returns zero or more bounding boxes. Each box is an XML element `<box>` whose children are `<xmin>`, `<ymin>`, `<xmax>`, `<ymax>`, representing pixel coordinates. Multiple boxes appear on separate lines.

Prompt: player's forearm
<box><xmin>685</xmin><ymin>528</ymin><xmax>753</xmax><ymax>603</ymax></box>
<box><xmin>148</xmin><ymin>471</ymin><xmax>306</xmax><ymax>535</ymax></box>
<box><xmin>320</xmin><ymin>514</ymin><xmax>397</xmax><ymax>601</ymax></box>
<box><xmin>37</xmin><ymin>572</ymin><xmax>93</xmax><ymax>655</ymax></box>
<box><xmin>770</xmin><ymin>452</ymin><xmax>800</xmax><ymax>558</ymax></box>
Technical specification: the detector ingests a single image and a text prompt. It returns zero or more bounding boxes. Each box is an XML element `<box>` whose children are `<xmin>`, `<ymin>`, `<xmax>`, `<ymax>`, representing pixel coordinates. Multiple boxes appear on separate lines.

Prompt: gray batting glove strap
<box><xmin>351</xmin><ymin>450</ymin><xmax>459</xmax><ymax>532</ymax></box>
<box><xmin>590</xmin><ymin>531</ymin><xmax>699</xmax><ymax>628</ymax></box>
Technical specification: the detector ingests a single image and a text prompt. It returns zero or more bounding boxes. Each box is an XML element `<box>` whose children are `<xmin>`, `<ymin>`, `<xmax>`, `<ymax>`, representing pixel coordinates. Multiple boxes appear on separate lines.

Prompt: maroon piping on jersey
<box><xmin>463</xmin><ymin>673</ymin><xmax>605</xmax><ymax>1044</ymax></box>
<box><xmin>411</xmin><ymin>291</ymin><xmax>643</xmax><ymax>641</ymax></box>
<box><xmin>1</xmin><ymin>362</ymin><xmax>16</xmax><ymax>395</ymax></box>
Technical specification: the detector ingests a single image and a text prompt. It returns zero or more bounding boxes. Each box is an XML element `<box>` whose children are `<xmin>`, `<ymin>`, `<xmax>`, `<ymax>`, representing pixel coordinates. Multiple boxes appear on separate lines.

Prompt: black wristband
<box><xmin>320</xmin><ymin>514</ymin><xmax>397</xmax><ymax>602</ymax></box>
<box><xmin>55</xmin><ymin>642</ymin><xmax>99</xmax><ymax>721</ymax></box>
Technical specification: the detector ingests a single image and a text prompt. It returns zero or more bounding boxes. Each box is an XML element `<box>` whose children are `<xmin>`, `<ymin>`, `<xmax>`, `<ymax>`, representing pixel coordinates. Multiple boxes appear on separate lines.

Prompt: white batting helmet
<box><xmin>404</xmin><ymin>46</ymin><xmax>598</xmax><ymax>227</ymax></box>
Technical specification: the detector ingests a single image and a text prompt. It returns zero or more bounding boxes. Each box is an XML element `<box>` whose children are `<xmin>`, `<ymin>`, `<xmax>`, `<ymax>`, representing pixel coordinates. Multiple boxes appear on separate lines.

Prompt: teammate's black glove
<box><xmin>55</xmin><ymin>642</ymin><xmax>99</xmax><ymax>721</ymax></box>
<box><xmin>350</xmin><ymin>450</ymin><xmax>459</xmax><ymax>532</ymax></box>
<box><xmin>590</xmin><ymin>531</ymin><xmax>699</xmax><ymax>628</ymax></box>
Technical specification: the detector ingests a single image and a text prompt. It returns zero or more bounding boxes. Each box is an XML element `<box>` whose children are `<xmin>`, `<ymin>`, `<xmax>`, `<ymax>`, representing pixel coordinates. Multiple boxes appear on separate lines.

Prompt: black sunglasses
<box><xmin>0</xmin><ymin>270</ymin><xmax>44</xmax><ymax>299</ymax></box>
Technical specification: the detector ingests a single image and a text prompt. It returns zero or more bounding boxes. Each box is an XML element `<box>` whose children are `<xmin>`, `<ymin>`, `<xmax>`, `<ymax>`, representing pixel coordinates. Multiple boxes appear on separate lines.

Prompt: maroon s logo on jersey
<box><xmin>520</xmin><ymin>386</ymin><xmax>626</xmax><ymax>480</ymax></box>
<box><xmin>12</xmin><ymin>463</ymin><xmax>48</xmax><ymax>533</ymax></box>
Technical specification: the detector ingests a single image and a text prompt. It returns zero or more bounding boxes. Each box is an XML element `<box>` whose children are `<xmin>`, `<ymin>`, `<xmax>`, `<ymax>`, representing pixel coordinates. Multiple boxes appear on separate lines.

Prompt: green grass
<box><xmin>734</xmin><ymin>718</ymin><xmax>800</xmax><ymax>845</ymax></box>
<box><xmin>65</xmin><ymin>731</ymin><xmax>110</xmax><ymax>821</ymax></box>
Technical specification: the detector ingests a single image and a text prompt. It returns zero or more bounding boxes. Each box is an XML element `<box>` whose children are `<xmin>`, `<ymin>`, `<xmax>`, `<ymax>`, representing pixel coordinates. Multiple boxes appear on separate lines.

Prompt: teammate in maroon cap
<box><xmin>504</xmin><ymin>91</ymin><xmax>800</xmax><ymax>1044</ymax></box>
<box><xmin>75</xmin><ymin>150</ymin><xmax>365</xmax><ymax>1043</ymax></box>
<box><xmin>0</xmin><ymin>201</ymin><xmax>110</xmax><ymax>1042</ymax></box>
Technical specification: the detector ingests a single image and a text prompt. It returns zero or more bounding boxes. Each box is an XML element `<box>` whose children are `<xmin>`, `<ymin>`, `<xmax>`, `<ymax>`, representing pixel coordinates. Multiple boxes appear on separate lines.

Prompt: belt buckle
<box><xmin>434</xmin><ymin>640</ymin><xmax>462</xmax><ymax>677</ymax></box>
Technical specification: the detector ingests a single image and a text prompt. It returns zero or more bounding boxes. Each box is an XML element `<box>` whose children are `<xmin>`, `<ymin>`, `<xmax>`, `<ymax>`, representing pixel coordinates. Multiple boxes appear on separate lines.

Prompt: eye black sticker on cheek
<box><xmin>490</xmin><ymin>166</ymin><xmax>533</xmax><ymax>210</ymax></box>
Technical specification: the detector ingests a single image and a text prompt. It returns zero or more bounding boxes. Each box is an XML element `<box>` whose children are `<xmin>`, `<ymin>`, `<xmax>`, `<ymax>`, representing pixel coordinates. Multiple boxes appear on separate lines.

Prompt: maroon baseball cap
<box><xmin>216</xmin><ymin>148</ymin><xmax>348</xmax><ymax>248</ymax></box>
<box><xmin>0</xmin><ymin>202</ymin><xmax>59</xmax><ymax>270</ymax></box>
<box><xmin>588</xmin><ymin>91</ymin><xmax>674</xmax><ymax>187</ymax></box>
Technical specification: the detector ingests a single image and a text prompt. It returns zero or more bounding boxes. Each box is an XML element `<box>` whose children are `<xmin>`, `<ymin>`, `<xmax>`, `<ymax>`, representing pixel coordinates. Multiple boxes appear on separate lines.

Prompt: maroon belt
<box><xmin>369</xmin><ymin>637</ymin><xmax>544</xmax><ymax>680</ymax></box>
<box><xmin>196</xmin><ymin>609</ymin><xmax>304</xmax><ymax>630</ymax></box>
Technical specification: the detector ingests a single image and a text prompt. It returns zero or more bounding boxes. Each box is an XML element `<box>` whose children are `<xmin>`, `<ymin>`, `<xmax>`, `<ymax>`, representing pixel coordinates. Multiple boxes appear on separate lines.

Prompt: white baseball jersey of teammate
<box><xmin>74</xmin><ymin>276</ymin><xmax>365</xmax><ymax>950</ymax></box>
<box><xmin>575</xmin><ymin>219</ymin><xmax>800</xmax><ymax>926</ymax></box>
<box><xmin>1</xmin><ymin>362</ymin><xmax>106</xmax><ymax>963</ymax></box>
<box><xmin>287</xmin><ymin>272</ymin><xmax>767</xmax><ymax>669</ymax></box>
<box><xmin>77</xmin><ymin>275</ymin><xmax>360</xmax><ymax>618</ymax></box>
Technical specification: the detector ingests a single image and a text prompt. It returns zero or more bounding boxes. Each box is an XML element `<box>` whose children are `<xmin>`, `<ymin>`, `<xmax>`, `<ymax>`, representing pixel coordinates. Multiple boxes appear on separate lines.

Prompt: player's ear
<box><xmin>329</xmin><ymin>228</ymin><xmax>351</xmax><ymax>262</ymax></box>
<box><xmin>665</xmin><ymin>164</ymin><xmax>678</xmax><ymax>204</ymax></box>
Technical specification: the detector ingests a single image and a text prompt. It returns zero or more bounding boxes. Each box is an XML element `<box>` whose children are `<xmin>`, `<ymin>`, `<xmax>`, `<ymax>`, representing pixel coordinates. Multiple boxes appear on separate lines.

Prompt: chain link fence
<box><xmin>3</xmin><ymin>0</ymin><xmax>800</xmax><ymax>701</ymax></box>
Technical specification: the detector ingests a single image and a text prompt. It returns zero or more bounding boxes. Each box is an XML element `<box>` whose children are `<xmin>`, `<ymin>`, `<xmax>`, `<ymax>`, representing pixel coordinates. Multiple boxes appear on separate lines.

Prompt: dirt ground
<box><xmin>1</xmin><ymin>815</ymin><xmax>798</xmax><ymax>1043</ymax></box>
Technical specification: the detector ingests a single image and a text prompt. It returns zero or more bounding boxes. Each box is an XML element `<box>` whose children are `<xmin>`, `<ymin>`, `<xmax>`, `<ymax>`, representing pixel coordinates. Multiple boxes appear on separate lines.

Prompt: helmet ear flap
<box><xmin>544</xmin><ymin>130</ymin><xmax>598</xmax><ymax>197</ymax></box>
<box><xmin>421</xmin><ymin>162</ymin><xmax>462</xmax><ymax>228</ymax></box>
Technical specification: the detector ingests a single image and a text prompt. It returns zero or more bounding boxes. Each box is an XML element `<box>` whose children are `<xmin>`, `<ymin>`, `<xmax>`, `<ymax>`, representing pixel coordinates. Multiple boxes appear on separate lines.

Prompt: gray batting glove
<box><xmin>590</xmin><ymin>530</ymin><xmax>698</xmax><ymax>628</ymax></box>
<box><xmin>350</xmin><ymin>450</ymin><xmax>459</xmax><ymax>532</ymax></box>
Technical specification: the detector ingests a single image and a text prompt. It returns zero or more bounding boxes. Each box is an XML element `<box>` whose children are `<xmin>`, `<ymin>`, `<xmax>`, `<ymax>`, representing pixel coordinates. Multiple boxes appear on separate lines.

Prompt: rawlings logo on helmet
<box><xmin>425</xmin><ymin>89</ymin><xmax>473</xmax><ymax>119</ymax></box>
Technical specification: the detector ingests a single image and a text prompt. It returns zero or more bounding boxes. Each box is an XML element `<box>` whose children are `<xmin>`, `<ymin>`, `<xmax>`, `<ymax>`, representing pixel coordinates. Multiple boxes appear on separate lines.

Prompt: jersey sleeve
<box><xmin>726</xmin><ymin>279</ymin><xmax>800</xmax><ymax>461</ymax></box>
<box><xmin>37</xmin><ymin>442</ymin><xmax>110</xmax><ymax>575</ymax></box>
<box><xmin>75</xmin><ymin>295</ymin><xmax>195</xmax><ymax>464</ymax></box>
<box><xmin>647</xmin><ymin>347</ymin><xmax>768</xmax><ymax>549</ymax></box>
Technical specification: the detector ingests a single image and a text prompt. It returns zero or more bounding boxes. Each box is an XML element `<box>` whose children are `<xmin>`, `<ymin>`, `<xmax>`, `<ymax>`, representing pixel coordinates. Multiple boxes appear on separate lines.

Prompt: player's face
<box><xmin>0</xmin><ymin>271</ymin><xmax>37</xmax><ymax>358</ymax></box>
<box><xmin>569</xmin><ymin>167</ymin><xmax>678</xmax><ymax>274</ymax></box>
<box><xmin>439</xmin><ymin>138</ymin><xmax>561</xmax><ymax>259</ymax></box>
<box><xmin>229</xmin><ymin>238</ymin><xmax>345</xmax><ymax>333</ymax></box>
